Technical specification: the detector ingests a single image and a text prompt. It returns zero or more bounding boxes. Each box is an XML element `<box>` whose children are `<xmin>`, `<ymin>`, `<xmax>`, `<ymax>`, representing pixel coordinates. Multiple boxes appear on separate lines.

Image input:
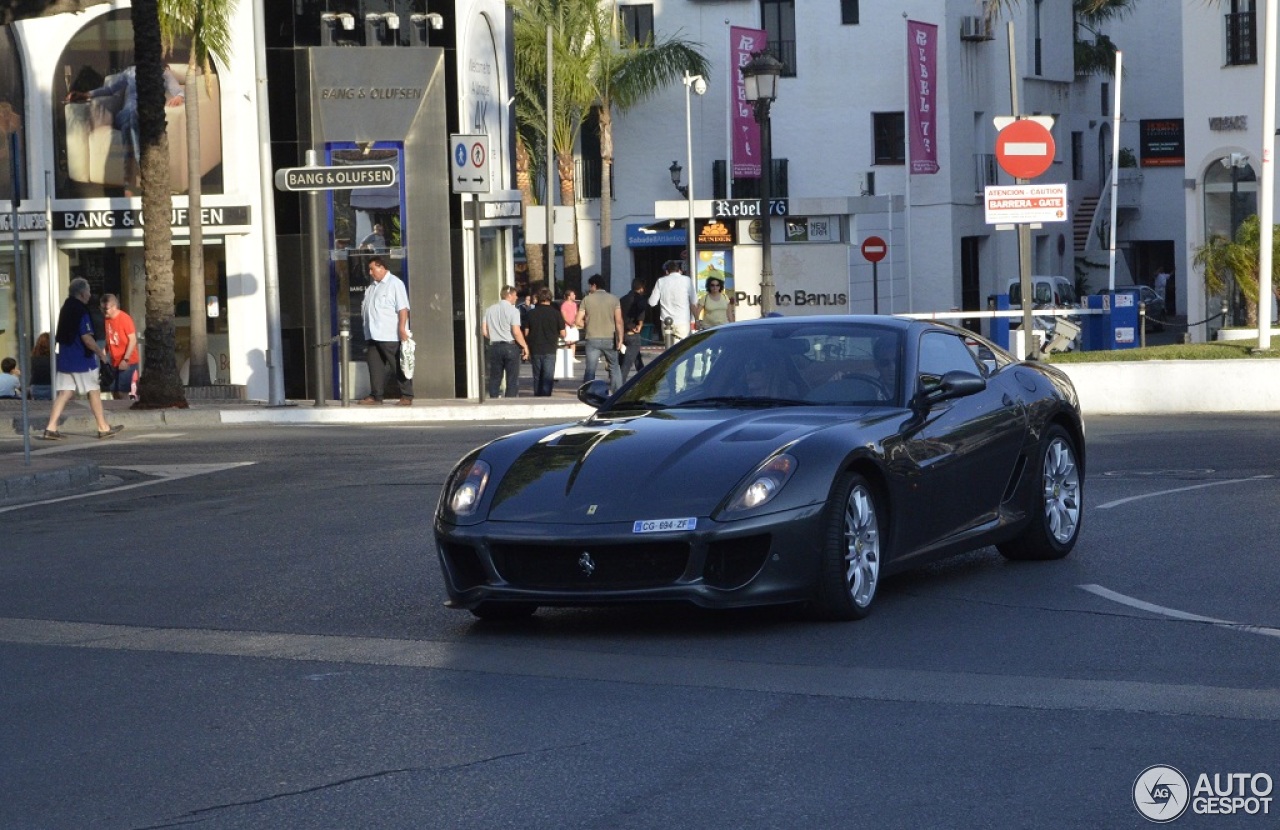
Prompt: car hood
<box><xmin>484</xmin><ymin>407</ymin><xmax>866</xmax><ymax>524</ymax></box>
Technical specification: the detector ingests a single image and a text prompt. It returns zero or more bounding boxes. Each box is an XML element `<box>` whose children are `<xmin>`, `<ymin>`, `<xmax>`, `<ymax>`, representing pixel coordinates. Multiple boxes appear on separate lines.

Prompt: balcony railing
<box><xmin>767</xmin><ymin>39</ymin><xmax>797</xmax><ymax>77</ymax></box>
<box><xmin>1226</xmin><ymin>11</ymin><xmax>1257</xmax><ymax>66</ymax></box>
<box><xmin>974</xmin><ymin>153</ymin><xmax>998</xmax><ymax>194</ymax></box>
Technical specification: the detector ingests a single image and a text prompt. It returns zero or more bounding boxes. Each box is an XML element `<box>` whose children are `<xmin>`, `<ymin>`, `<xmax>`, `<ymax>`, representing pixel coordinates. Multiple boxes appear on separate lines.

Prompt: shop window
<box><xmin>53</xmin><ymin>9</ymin><xmax>225</xmax><ymax>199</ymax></box>
<box><xmin>0</xmin><ymin>27</ymin><xmax>26</xmax><ymax>203</ymax></box>
<box><xmin>326</xmin><ymin>142</ymin><xmax>406</xmax><ymax>364</ymax></box>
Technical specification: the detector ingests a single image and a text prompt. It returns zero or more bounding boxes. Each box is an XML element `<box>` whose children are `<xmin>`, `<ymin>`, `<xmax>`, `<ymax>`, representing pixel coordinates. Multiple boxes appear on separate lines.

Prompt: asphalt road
<box><xmin>1</xmin><ymin>415</ymin><xmax>1277</xmax><ymax>829</ymax></box>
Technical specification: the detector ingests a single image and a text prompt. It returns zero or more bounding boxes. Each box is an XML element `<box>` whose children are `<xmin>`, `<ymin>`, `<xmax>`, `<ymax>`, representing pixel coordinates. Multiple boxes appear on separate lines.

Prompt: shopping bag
<box><xmin>399</xmin><ymin>332</ymin><xmax>416</xmax><ymax>379</ymax></box>
<box><xmin>554</xmin><ymin>347</ymin><xmax>576</xmax><ymax>380</ymax></box>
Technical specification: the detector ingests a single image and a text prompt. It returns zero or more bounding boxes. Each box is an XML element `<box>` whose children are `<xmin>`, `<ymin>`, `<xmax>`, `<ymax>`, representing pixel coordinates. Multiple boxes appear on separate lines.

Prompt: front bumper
<box><xmin>433</xmin><ymin>503</ymin><xmax>827</xmax><ymax>611</ymax></box>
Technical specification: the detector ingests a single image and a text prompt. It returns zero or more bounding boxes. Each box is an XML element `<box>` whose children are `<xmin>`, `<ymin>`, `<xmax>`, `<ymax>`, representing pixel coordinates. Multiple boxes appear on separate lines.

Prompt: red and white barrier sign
<box><xmin>984</xmin><ymin>183</ymin><xmax>1068</xmax><ymax>225</ymax></box>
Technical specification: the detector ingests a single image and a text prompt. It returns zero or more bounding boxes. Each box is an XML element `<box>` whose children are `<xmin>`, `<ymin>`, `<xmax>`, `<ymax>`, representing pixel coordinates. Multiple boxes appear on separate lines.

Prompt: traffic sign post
<box><xmin>993</xmin><ymin>114</ymin><xmax>1057</xmax><ymax>360</ymax></box>
<box><xmin>861</xmin><ymin>236</ymin><xmax>887</xmax><ymax>314</ymax></box>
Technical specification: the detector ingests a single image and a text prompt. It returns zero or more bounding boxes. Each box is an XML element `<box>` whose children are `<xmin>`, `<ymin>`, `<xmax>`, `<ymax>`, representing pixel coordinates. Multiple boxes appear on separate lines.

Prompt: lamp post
<box><xmin>669</xmin><ymin>161</ymin><xmax>686</xmax><ymax>197</ymax></box>
<box><xmin>741</xmin><ymin>52</ymin><xmax>782</xmax><ymax>316</ymax></box>
<box><xmin>683</xmin><ymin>72</ymin><xmax>706</xmax><ymax>291</ymax></box>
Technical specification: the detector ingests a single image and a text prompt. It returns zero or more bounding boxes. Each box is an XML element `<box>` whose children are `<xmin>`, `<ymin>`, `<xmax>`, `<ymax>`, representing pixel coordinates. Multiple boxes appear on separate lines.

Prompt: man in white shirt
<box><xmin>649</xmin><ymin>260</ymin><xmax>699</xmax><ymax>341</ymax></box>
<box><xmin>359</xmin><ymin>257</ymin><xmax>413</xmax><ymax>405</ymax></box>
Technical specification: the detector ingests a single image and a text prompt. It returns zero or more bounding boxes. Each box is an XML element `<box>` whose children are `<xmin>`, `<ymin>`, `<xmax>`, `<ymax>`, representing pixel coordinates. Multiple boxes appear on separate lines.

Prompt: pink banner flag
<box><xmin>907</xmin><ymin>20</ymin><xmax>940</xmax><ymax>175</ymax></box>
<box><xmin>731</xmin><ymin>26</ymin><xmax>767</xmax><ymax>179</ymax></box>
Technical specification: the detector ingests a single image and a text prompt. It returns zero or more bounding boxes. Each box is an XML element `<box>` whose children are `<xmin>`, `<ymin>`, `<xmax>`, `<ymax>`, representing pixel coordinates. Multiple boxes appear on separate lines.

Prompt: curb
<box><xmin>0</xmin><ymin>458</ymin><xmax>99</xmax><ymax>506</ymax></box>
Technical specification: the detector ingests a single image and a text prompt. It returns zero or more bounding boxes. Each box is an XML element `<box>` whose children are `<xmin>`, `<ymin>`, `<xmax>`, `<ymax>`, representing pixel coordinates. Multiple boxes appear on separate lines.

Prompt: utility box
<box><xmin>1082</xmin><ymin>290</ymin><xmax>1140</xmax><ymax>351</ymax></box>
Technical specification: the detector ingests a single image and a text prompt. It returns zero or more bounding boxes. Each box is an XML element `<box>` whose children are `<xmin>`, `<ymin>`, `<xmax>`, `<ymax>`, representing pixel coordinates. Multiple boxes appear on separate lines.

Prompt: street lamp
<box><xmin>683</xmin><ymin>72</ymin><xmax>706</xmax><ymax>286</ymax></box>
<box><xmin>668</xmin><ymin>160</ymin><xmax>686</xmax><ymax>197</ymax></box>
<box><xmin>741</xmin><ymin>51</ymin><xmax>782</xmax><ymax>315</ymax></box>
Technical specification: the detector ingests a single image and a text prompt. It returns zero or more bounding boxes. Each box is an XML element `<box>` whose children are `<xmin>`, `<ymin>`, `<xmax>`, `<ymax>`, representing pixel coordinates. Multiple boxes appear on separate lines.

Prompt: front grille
<box><xmin>490</xmin><ymin>541</ymin><xmax>690</xmax><ymax>590</ymax></box>
<box><xmin>439</xmin><ymin>543</ymin><xmax>487</xmax><ymax>590</ymax></box>
<box><xmin>703</xmin><ymin>535</ymin><xmax>772</xmax><ymax>589</ymax></box>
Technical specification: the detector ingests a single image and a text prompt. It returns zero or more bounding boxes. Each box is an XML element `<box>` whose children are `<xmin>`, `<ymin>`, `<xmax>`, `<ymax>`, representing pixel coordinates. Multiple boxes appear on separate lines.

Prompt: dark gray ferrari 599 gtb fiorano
<box><xmin>434</xmin><ymin>315</ymin><xmax>1084</xmax><ymax>621</ymax></box>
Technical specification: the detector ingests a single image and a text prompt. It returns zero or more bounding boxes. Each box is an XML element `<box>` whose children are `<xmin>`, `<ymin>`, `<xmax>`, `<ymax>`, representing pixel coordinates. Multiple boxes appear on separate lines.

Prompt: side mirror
<box><xmin>915</xmin><ymin>370</ymin><xmax>987</xmax><ymax>408</ymax></box>
<box><xmin>577</xmin><ymin>379</ymin><xmax>611</xmax><ymax>408</ymax></box>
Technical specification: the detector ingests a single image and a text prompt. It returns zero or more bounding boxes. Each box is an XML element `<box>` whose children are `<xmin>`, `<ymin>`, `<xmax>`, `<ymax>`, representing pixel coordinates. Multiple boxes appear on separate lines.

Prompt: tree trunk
<box><xmin>557</xmin><ymin>149</ymin><xmax>580</xmax><ymax>293</ymax></box>
<box><xmin>598</xmin><ymin>105</ymin><xmax>613</xmax><ymax>284</ymax></box>
<box><xmin>515</xmin><ymin>137</ymin><xmax>545</xmax><ymax>287</ymax></box>
<box><xmin>131</xmin><ymin>0</ymin><xmax>187</xmax><ymax>409</ymax></box>
<box><xmin>185</xmin><ymin>58</ymin><xmax>211</xmax><ymax>386</ymax></box>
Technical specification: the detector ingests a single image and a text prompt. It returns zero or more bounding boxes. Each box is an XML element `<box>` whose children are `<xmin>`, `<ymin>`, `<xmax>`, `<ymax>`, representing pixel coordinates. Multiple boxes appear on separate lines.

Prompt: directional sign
<box><xmin>273</xmin><ymin>164</ymin><xmax>397</xmax><ymax>192</ymax></box>
<box><xmin>451</xmin><ymin>134</ymin><xmax>490</xmax><ymax>194</ymax></box>
<box><xmin>995</xmin><ymin>119</ymin><xmax>1056</xmax><ymax>180</ymax></box>
<box><xmin>861</xmin><ymin>236</ymin><xmax>888</xmax><ymax>263</ymax></box>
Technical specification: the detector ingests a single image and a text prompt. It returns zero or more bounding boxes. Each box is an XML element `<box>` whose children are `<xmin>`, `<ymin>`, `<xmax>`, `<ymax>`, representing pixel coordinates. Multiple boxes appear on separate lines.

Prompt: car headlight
<box><xmin>723</xmin><ymin>453</ymin><xmax>797</xmax><ymax>514</ymax></box>
<box><xmin>446</xmin><ymin>459</ymin><xmax>491</xmax><ymax>517</ymax></box>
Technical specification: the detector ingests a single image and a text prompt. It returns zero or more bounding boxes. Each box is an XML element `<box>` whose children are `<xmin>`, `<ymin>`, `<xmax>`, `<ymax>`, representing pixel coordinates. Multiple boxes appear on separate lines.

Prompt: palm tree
<box><xmin>160</xmin><ymin>0</ymin><xmax>236</xmax><ymax>388</ymax></box>
<box><xmin>983</xmin><ymin>0</ymin><xmax>1137</xmax><ymax>75</ymax></box>
<box><xmin>512</xmin><ymin>0</ymin><xmax>595</xmax><ymax>292</ymax></box>
<box><xmin>511</xmin><ymin>0</ymin><xmax>708</xmax><ymax>288</ymax></box>
<box><xmin>589</xmin><ymin>5</ymin><xmax>708</xmax><ymax>281</ymax></box>
<box><xmin>131</xmin><ymin>0</ymin><xmax>187</xmax><ymax>408</ymax></box>
<box><xmin>1193</xmin><ymin>214</ymin><xmax>1280</xmax><ymax>328</ymax></box>
<box><xmin>984</xmin><ymin>0</ymin><xmax>1135</xmax><ymax>18</ymax></box>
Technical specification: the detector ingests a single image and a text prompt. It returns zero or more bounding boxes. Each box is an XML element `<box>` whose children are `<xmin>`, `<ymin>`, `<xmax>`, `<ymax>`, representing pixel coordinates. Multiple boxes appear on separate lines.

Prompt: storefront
<box><xmin>6</xmin><ymin>0</ymin><xmax>518</xmax><ymax>403</ymax></box>
<box><xmin>7</xmin><ymin>4</ymin><xmax>270</xmax><ymax>398</ymax></box>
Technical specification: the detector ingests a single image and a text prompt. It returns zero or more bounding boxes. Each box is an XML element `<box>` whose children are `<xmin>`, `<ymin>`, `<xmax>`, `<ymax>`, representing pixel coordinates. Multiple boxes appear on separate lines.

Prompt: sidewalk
<box><xmin>0</xmin><ymin>363</ymin><xmax>598</xmax><ymax>506</ymax></box>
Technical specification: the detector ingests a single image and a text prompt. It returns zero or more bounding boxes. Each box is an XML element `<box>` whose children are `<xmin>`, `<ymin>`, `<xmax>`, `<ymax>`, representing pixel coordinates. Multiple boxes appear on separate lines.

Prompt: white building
<box><xmin>569</xmin><ymin>0</ymin><xmax>1188</xmax><ymax>335</ymax></box>
<box><xmin>1182</xmin><ymin>0</ymin><xmax>1279</xmax><ymax>335</ymax></box>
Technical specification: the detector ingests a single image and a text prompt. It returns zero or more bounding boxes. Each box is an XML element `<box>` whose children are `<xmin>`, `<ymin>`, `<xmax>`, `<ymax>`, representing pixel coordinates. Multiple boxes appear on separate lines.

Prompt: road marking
<box><xmin>0</xmin><ymin>461</ymin><xmax>255</xmax><ymax>514</ymax></box>
<box><xmin>1</xmin><ymin>615</ymin><xmax>1278</xmax><ymax>720</ymax></box>
<box><xmin>1096</xmin><ymin>474</ymin><xmax>1272</xmax><ymax>509</ymax></box>
<box><xmin>1080</xmin><ymin>584</ymin><xmax>1280</xmax><ymax>640</ymax></box>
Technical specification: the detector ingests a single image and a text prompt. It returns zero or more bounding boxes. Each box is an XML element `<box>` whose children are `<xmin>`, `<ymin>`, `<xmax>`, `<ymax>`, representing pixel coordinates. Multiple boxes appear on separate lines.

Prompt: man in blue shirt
<box><xmin>40</xmin><ymin>278</ymin><xmax>123</xmax><ymax>440</ymax></box>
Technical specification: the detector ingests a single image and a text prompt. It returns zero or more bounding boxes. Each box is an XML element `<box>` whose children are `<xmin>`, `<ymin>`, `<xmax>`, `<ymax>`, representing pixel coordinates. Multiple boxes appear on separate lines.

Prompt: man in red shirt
<box><xmin>101</xmin><ymin>294</ymin><xmax>139</xmax><ymax>398</ymax></box>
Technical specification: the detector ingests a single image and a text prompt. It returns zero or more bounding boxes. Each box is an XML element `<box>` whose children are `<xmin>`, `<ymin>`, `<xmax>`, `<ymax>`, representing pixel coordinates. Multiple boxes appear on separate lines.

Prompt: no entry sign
<box><xmin>995</xmin><ymin>119</ymin><xmax>1055</xmax><ymax>180</ymax></box>
<box><xmin>861</xmin><ymin>236</ymin><xmax>888</xmax><ymax>263</ymax></box>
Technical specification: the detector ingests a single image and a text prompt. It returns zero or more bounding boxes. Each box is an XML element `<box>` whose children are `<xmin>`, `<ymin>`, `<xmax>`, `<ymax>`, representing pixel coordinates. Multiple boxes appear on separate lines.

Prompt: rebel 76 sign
<box><xmin>712</xmin><ymin>198</ymin><xmax>788</xmax><ymax>218</ymax></box>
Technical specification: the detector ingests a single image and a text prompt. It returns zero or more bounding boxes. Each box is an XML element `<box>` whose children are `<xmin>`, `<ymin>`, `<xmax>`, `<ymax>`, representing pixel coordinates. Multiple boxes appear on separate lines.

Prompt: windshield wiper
<box><xmin>671</xmin><ymin>395</ymin><xmax>811</xmax><ymax>408</ymax></box>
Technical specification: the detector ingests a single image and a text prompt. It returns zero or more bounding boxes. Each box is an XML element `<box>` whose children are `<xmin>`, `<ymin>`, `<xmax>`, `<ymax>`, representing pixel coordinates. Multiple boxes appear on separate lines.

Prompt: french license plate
<box><xmin>632</xmin><ymin>517</ymin><xmax>697</xmax><ymax>534</ymax></box>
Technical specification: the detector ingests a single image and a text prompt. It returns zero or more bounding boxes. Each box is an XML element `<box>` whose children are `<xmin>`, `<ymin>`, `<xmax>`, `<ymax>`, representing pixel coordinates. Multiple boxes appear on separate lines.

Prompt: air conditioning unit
<box><xmin>960</xmin><ymin>15</ymin><xmax>992</xmax><ymax>42</ymax></box>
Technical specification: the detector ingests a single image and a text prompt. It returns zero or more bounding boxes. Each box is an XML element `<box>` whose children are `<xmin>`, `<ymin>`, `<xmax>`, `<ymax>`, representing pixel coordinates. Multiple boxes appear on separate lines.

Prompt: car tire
<box><xmin>810</xmin><ymin>472</ymin><xmax>882</xmax><ymax>621</ymax></box>
<box><xmin>470</xmin><ymin>601</ymin><xmax>538</xmax><ymax>621</ymax></box>
<box><xmin>998</xmin><ymin>424</ymin><xmax>1082</xmax><ymax>561</ymax></box>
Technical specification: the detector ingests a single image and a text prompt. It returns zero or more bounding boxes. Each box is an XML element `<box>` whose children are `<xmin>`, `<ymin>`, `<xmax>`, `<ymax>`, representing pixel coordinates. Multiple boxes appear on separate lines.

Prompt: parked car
<box><xmin>1007</xmin><ymin>276</ymin><xmax>1082</xmax><ymax>351</ymax></box>
<box><xmin>1008</xmin><ymin>275</ymin><xmax>1079</xmax><ymax>309</ymax></box>
<box><xmin>1097</xmin><ymin>285</ymin><xmax>1166</xmax><ymax>331</ymax></box>
<box><xmin>435</xmin><ymin>316</ymin><xmax>1085</xmax><ymax>622</ymax></box>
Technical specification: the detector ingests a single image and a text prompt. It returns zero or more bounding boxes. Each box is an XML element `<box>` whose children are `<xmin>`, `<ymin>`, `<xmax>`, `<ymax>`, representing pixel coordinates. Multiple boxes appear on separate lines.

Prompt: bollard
<box><xmin>1139</xmin><ymin>301</ymin><xmax>1146</xmax><ymax>349</ymax></box>
<box><xmin>338</xmin><ymin>316</ymin><xmax>351</xmax><ymax>407</ymax></box>
<box><xmin>663</xmin><ymin>316</ymin><xmax>675</xmax><ymax>348</ymax></box>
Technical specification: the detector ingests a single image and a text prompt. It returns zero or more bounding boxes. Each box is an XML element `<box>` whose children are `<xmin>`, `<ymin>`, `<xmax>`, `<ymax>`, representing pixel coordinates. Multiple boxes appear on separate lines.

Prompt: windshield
<box><xmin>609</xmin><ymin>322</ymin><xmax>904</xmax><ymax>410</ymax></box>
